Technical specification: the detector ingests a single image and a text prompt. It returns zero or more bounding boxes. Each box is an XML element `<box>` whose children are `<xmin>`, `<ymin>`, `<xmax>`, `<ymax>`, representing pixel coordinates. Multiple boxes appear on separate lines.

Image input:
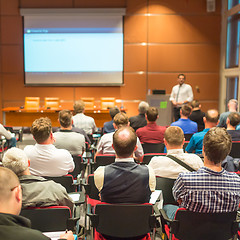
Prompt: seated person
<box><xmin>189</xmin><ymin>100</ymin><xmax>205</xmax><ymax>132</ymax></box>
<box><xmin>136</xmin><ymin>107</ymin><xmax>166</xmax><ymax>143</ymax></box>
<box><xmin>95</xmin><ymin>113</ymin><xmax>144</xmax><ymax>162</ymax></box>
<box><xmin>94</xmin><ymin>126</ymin><xmax>155</xmax><ymax>204</ymax></box>
<box><xmin>148</xmin><ymin>126</ymin><xmax>203</xmax><ymax>179</ymax></box>
<box><xmin>53</xmin><ymin>110</ymin><xmax>85</xmax><ymax>156</ymax></box>
<box><xmin>129</xmin><ymin>101</ymin><xmax>149</xmax><ymax>131</ymax></box>
<box><xmin>185</xmin><ymin>109</ymin><xmax>219</xmax><ymax>154</ymax></box>
<box><xmin>72</xmin><ymin>100</ymin><xmax>97</xmax><ymax>135</ymax></box>
<box><xmin>103</xmin><ymin>107</ymin><xmax>120</xmax><ymax>134</ymax></box>
<box><xmin>2</xmin><ymin>147</ymin><xmax>73</xmax><ymax>211</ymax></box>
<box><xmin>226</xmin><ymin>112</ymin><xmax>240</xmax><ymax>141</ymax></box>
<box><xmin>171</xmin><ymin>105</ymin><xmax>197</xmax><ymax>134</ymax></box>
<box><xmin>165</xmin><ymin>127</ymin><xmax>240</xmax><ymax>220</ymax></box>
<box><xmin>0</xmin><ymin>123</ymin><xmax>17</xmax><ymax>148</ymax></box>
<box><xmin>24</xmin><ymin>117</ymin><xmax>74</xmax><ymax>177</ymax></box>
<box><xmin>0</xmin><ymin>167</ymin><xmax>74</xmax><ymax>240</ymax></box>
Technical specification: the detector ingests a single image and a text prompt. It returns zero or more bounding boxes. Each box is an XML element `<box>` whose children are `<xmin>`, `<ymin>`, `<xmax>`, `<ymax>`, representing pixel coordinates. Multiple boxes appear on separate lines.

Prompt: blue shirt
<box><xmin>173</xmin><ymin>166</ymin><xmax>240</xmax><ymax>213</ymax></box>
<box><xmin>185</xmin><ymin>128</ymin><xmax>210</xmax><ymax>154</ymax></box>
<box><xmin>171</xmin><ymin>118</ymin><xmax>198</xmax><ymax>134</ymax></box>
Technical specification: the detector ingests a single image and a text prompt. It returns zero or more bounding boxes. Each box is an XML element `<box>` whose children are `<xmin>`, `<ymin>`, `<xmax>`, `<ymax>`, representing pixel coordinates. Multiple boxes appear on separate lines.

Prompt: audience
<box><xmin>226</xmin><ymin>112</ymin><xmax>240</xmax><ymax>141</ymax></box>
<box><xmin>218</xmin><ymin>99</ymin><xmax>238</xmax><ymax>128</ymax></box>
<box><xmin>96</xmin><ymin>112</ymin><xmax>143</xmax><ymax>162</ymax></box>
<box><xmin>2</xmin><ymin>147</ymin><xmax>73</xmax><ymax>211</ymax></box>
<box><xmin>94</xmin><ymin>126</ymin><xmax>155</xmax><ymax>204</ymax></box>
<box><xmin>73</xmin><ymin>100</ymin><xmax>97</xmax><ymax>135</ymax></box>
<box><xmin>136</xmin><ymin>107</ymin><xmax>166</xmax><ymax>143</ymax></box>
<box><xmin>129</xmin><ymin>101</ymin><xmax>149</xmax><ymax>131</ymax></box>
<box><xmin>185</xmin><ymin>109</ymin><xmax>219</xmax><ymax>154</ymax></box>
<box><xmin>54</xmin><ymin>110</ymin><xmax>85</xmax><ymax>156</ymax></box>
<box><xmin>24</xmin><ymin>117</ymin><xmax>74</xmax><ymax>176</ymax></box>
<box><xmin>0</xmin><ymin>167</ymin><xmax>74</xmax><ymax>240</ymax></box>
<box><xmin>165</xmin><ymin>127</ymin><xmax>240</xmax><ymax>220</ymax></box>
<box><xmin>170</xmin><ymin>105</ymin><xmax>197</xmax><ymax>134</ymax></box>
<box><xmin>103</xmin><ymin>107</ymin><xmax>120</xmax><ymax>134</ymax></box>
<box><xmin>189</xmin><ymin>100</ymin><xmax>205</xmax><ymax>132</ymax></box>
<box><xmin>148</xmin><ymin>126</ymin><xmax>203</xmax><ymax>179</ymax></box>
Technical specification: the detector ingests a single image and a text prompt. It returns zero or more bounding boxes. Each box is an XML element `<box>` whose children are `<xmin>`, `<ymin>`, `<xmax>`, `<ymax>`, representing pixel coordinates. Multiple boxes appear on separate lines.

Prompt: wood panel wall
<box><xmin>0</xmin><ymin>0</ymin><xmax>221</xmax><ymax>124</ymax></box>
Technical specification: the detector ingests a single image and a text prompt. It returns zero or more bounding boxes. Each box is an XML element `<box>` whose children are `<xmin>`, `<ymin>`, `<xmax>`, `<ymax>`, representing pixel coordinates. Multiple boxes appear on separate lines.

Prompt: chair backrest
<box><xmin>142</xmin><ymin>142</ymin><xmax>165</xmax><ymax>154</ymax></box>
<box><xmin>43</xmin><ymin>175</ymin><xmax>75</xmax><ymax>193</ymax></box>
<box><xmin>25</xmin><ymin>97</ymin><xmax>40</xmax><ymax>110</ymax></box>
<box><xmin>93</xmin><ymin>203</ymin><xmax>156</xmax><ymax>238</ymax></box>
<box><xmin>44</xmin><ymin>97</ymin><xmax>60</xmax><ymax>109</ymax></box>
<box><xmin>184</xmin><ymin>133</ymin><xmax>193</xmax><ymax>141</ymax></box>
<box><xmin>20</xmin><ymin>206</ymin><xmax>71</xmax><ymax>232</ymax></box>
<box><xmin>94</xmin><ymin>154</ymin><xmax>115</xmax><ymax>171</ymax></box>
<box><xmin>172</xmin><ymin>209</ymin><xmax>238</xmax><ymax>240</ymax></box>
<box><xmin>81</xmin><ymin>97</ymin><xmax>95</xmax><ymax>110</ymax></box>
<box><xmin>156</xmin><ymin>176</ymin><xmax>177</xmax><ymax>205</ymax></box>
<box><xmin>229</xmin><ymin>141</ymin><xmax>240</xmax><ymax>158</ymax></box>
<box><xmin>142</xmin><ymin>153</ymin><xmax>166</xmax><ymax>165</ymax></box>
<box><xmin>100</xmin><ymin>97</ymin><xmax>115</xmax><ymax>110</ymax></box>
<box><xmin>69</xmin><ymin>155</ymin><xmax>84</xmax><ymax>179</ymax></box>
<box><xmin>85</xmin><ymin>174</ymin><xmax>100</xmax><ymax>200</ymax></box>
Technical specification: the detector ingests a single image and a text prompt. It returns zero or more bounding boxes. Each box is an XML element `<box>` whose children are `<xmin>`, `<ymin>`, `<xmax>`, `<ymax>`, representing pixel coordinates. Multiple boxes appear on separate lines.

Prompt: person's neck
<box><xmin>21</xmin><ymin>169</ymin><xmax>31</xmax><ymax>176</ymax></box>
<box><xmin>60</xmin><ymin>126</ymin><xmax>72</xmax><ymax>130</ymax></box>
<box><xmin>180</xmin><ymin>116</ymin><xmax>188</xmax><ymax>119</ymax></box>
<box><xmin>227</xmin><ymin>125</ymin><xmax>235</xmax><ymax>130</ymax></box>
<box><xmin>192</xmin><ymin>107</ymin><xmax>200</xmax><ymax>111</ymax></box>
<box><xmin>166</xmin><ymin>145</ymin><xmax>183</xmax><ymax>150</ymax></box>
<box><xmin>38</xmin><ymin>138</ymin><xmax>53</xmax><ymax>145</ymax></box>
<box><xmin>204</xmin><ymin>158</ymin><xmax>222</xmax><ymax>172</ymax></box>
<box><xmin>204</xmin><ymin>123</ymin><xmax>217</xmax><ymax>129</ymax></box>
<box><xmin>147</xmin><ymin>120</ymin><xmax>156</xmax><ymax>124</ymax></box>
<box><xmin>228</xmin><ymin>107</ymin><xmax>237</xmax><ymax>112</ymax></box>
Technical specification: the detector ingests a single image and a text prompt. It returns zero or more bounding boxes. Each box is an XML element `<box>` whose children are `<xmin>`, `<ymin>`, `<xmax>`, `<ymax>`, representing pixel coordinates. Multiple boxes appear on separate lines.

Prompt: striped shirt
<box><xmin>173</xmin><ymin>167</ymin><xmax>240</xmax><ymax>213</ymax></box>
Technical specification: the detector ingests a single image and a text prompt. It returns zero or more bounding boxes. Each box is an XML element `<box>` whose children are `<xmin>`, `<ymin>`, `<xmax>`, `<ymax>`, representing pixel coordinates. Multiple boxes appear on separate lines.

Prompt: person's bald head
<box><xmin>0</xmin><ymin>167</ymin><xmax>22</xmax><ymax>215</ymax></box>
<box><xmin>204</xmin><ymin>109</ymin><xmax>219</xmax><ymax>128</ymax></box>
<box><xmin>113</xmin><ymin>126</ymin><xmax>137</xmax><ymax>158</ymax></box>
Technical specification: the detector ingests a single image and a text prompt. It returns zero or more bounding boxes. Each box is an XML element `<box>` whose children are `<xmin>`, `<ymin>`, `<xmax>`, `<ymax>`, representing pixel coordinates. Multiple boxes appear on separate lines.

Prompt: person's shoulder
<box><xmin>24</xmin><ymin>144</ymin><xmax>35</xmax><ymax>151</ymax></box>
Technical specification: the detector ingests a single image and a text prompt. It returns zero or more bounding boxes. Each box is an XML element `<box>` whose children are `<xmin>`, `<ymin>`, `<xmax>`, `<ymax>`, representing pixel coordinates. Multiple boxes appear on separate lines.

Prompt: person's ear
<box><xmin>15</xmin><ymin>185</ymin><xmax>22</xmax><ymax>202</ymax></box>
<box><xmin>203</xmin><ymin>117</ymin><xmax>206</xmax><ymax>123</ymax></box>
<box><xmin>113</xmin><ymin>123</ymin><xmax>117</xmax><ymax>129</ymax></box>
<box><xmin>28</xmin><ymin>160</ymin><xmax>30</xmax><ymax>167</ymax></box>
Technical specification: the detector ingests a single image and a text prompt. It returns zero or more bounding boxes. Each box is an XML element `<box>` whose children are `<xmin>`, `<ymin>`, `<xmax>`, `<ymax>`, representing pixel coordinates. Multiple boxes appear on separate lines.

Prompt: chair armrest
<box><xmin>67</xmin><ymin>217</ymin><xmax>80</xmax><ymax>232</ymax></box>
<box><xmin>159</xmin><ymin>209</ymin><xmax>173</xmax><ymax>224</ymax></box>
<box><xmin>68</xmin><ymin>192</ymin><xmax>85</xmax><ymax>205</ymax></box>
<box><xmin>86</xmin><ymin>212</ymin><xmax>99</xmax><ymax>228</ymax></box>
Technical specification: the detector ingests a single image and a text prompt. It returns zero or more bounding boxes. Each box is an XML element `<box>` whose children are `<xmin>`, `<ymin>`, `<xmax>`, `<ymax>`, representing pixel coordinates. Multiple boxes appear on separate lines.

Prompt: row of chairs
<box><xmin>24</xmin><ymin>97</ymin><xmax>116</xmax><ymax>110</ymax></box>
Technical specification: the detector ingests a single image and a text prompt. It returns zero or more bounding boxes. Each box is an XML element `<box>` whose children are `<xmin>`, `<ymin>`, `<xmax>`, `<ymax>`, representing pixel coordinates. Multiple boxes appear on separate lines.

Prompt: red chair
<box><xmin>20</xmin><ymin>206</ymin><xmax>79</xmax><ymax>232</ymax></box>
<box><xmin>88</xmin><ymin>203</ymin><xmax>159</xmax><ymax>240</ymax></box>
<box><xmin>160</xmin><ymin>208</ymin><xmax>239</xmax><ymax>240</ymax></box>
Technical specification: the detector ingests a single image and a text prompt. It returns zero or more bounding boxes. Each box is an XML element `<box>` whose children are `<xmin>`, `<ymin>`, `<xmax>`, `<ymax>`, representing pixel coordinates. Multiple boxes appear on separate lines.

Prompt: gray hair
<box><xmin>228</xmin><ymin>99</ymin><xmax>238</xmax><ymax>110</ymax></box>
<box><xmin>2</xmin><ymin>148</ymin><xmax>28</xmax><ymax>176</ymax></box>
<box><xmin>138</xmin><ymin>101</ymin><xmax>149</xmax><ymax>114</ymax></box>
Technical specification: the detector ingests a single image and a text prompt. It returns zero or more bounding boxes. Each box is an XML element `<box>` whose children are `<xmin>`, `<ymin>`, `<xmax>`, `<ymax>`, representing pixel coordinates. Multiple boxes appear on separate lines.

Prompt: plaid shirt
<box><xmin>173</xmin><ymin>167</ymin><xmax>240</xmax><ymax>213</ymax></box>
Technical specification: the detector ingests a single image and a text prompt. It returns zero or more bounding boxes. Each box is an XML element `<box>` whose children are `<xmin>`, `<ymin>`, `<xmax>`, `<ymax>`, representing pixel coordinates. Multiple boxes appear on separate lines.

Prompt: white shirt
<box><xmin>72</xmin><ymin>113</ymin><xmax>97</xmax><ymax>135</ymax></box>
<box><xmin>169</xmin><ymin>83</ymin><xmax>193</xmax><ymax>106</ymax></box>
<box><xmin>53</xmin><ymin>131</ymin><xmax>85</xmax><ymax>156</ymax></box>
<box><xmin>148</xmin><ymin>149</ymin><xmax>203</xmax><ymax>179</ymax></box>
<box><xmin>97</xmin><ymin>132</ymin><xmax>144</xmax><ymax>158</ymax></box>
<box><xmin>24</xmin><ymin>144</ymin><xmax>75</xmax><ymax>177</ymax></box>
<box><xmin>94</xmin><ymin>157</ymin><xmax>156</xmax><ymax>191</ymax></box>
<box><xmin>0</xmin><ymin>124</ymin><xmax>12</xmax><ymax>140</ymax></box>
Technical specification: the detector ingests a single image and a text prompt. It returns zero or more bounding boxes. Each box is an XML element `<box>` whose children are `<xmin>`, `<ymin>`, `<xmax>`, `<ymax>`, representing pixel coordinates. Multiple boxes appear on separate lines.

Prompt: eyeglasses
<box><xmin>10</xmin><ymin>185</ymin><xmax>19</xmax><ymax>192</ymax></box>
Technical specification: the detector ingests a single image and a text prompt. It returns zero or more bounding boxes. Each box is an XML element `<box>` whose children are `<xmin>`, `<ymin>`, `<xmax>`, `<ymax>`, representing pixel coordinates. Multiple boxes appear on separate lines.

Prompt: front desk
<box><xmin>2</xmin><ymin>107</ymin><xmax>111</xmax><ymax>128</ymax></box>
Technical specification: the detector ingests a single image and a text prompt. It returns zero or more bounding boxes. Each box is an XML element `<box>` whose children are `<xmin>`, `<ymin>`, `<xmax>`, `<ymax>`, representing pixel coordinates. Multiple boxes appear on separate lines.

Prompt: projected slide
<box><xmin>22</xmin><ymin>13</ymin><xmax>124</xmax><ymax>86</ymax></box>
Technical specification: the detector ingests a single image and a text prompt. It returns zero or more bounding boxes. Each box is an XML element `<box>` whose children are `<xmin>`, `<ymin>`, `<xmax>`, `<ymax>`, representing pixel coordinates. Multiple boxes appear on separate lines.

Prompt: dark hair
<box><xmin>191</xmin><ymin>100</ymin><xmax>200</xmax><ymax>108</ymax></box>
<box><xmin>109</xmin><ymin>107</ymin><xmax>120</xmax><ymax>119</ymax></box>
<box><xmin>146</xmin><ymin>107</ymin><xmax>158</xmax><ymax>122</ymax></box>
<box><xmin>31</xmin><ymin>117</ymin><xmax>52</xmax><ymax>143</ymax></box>
<box><xmin>113</xmin><ymin>126</ymin><xmax>137</xmax><ymax>158</ymax></box>
<box><xmin>181</xmin><ymin>105</ymin><xmax>192</xmax><ymax>117</ymax></box>
<box><xmin>228</xmin><ymin>112</ymin><xmax>240</xmax><ymax>127</ymax></box>
<box><xmin>59</xmin><ymin>110</ymin><xmax>72</xmax><ymax>128</ymax></box>
<box><xmin>203</xmin><ymin>127</ymin><xmax>232</xmax><ymax>164</ymax></box>
<box><xmin>205</xmin><ymin>109</ymin><xmax>219</xmax><ymax>123</ymax></box>
<box><xmin>178</xmin><ymin>74</ymin><xmax>186</xmax><ymax>79</ymax></box>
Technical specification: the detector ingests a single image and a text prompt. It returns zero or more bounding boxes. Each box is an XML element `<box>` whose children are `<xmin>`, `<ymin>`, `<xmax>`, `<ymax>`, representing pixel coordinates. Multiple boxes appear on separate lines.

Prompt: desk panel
<box><xmin>3</xmin><ymin>108</ymin><xmax>111</xmax><ymax>128</ymax></box>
